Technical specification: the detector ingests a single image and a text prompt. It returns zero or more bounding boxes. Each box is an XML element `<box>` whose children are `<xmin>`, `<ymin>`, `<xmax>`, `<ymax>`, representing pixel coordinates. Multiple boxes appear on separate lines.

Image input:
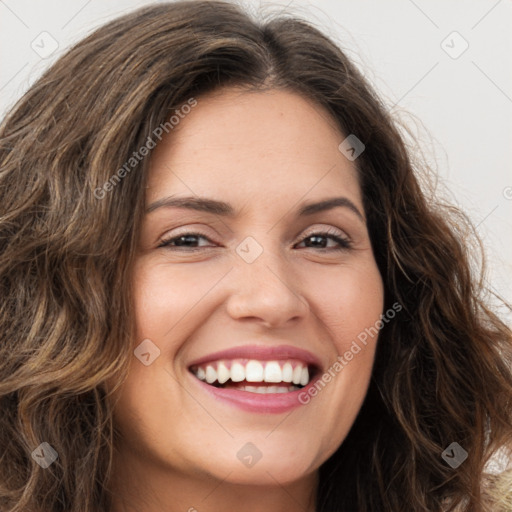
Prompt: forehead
<box><xmin>146</xmin><ymin>87</ymin><xmax>362</xmax><ymax>210</ymax></box>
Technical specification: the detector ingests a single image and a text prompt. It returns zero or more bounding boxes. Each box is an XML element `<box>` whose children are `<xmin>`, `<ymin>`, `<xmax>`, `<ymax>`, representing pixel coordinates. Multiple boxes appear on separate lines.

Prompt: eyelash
<box><xmin>157</xmin><ymin>229</ymin><xmax>352</xmax><ymax>252</ymax></box>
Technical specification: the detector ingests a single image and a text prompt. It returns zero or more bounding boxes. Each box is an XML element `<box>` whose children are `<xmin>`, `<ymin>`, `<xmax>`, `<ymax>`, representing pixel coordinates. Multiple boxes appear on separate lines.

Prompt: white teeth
<box><xmin>217</xmin><ymin>361</ymin><xmax>230</xmax><ymax>384</ymax></box>
<box><xmin>192</xmin><ymin>359</ymin><xmax>312</xmax><ymax>388</ymax></box>
<box><xmin>299</xmin><ymin>366</ymin><xmax>309</xmax><ymax>387</ymax></box>
<box><xmin>264</xmin><ymin>361</ymin><xmax>282</xmax><ymax>383</ymax></box>
<box><xmin>196</xmin><ymin>366</ymin><xmax>206</xmax><ymax>381</ymax></box>
<box><xmin>245</xmin><ymin>360</ymin><xmax>264</xmax><ymax>382</ymax></box>
<box><xmin>282</xmin><ymin>362</ymin><xmax>293</xmax><ymax>382</ymax></box>
<box><xmin>241</xmin><ymin>385</ymin><xmax>300</xmax><ymax>394</ymax></box>
<box><xmin>292</xmin><ymin>365</ymin><xmax>303</xmax><ymax>385</ymax></box>
<box><xmin>230</xmin><ymin>362</ymin><xmax>245</xmax><ymax>382</ymax></box>
<box><xmin>205</xmin><ymin>365</ymin><xmax>217</xmax><ymax>384</ymax></box>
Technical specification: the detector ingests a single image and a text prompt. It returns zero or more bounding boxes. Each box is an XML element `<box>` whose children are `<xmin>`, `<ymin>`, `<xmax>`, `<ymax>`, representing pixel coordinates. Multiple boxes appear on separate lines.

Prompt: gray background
<box><xmin>1</xmin><ymin>0</ymin><xmax>511</xmax><ymax>320</ymax></box>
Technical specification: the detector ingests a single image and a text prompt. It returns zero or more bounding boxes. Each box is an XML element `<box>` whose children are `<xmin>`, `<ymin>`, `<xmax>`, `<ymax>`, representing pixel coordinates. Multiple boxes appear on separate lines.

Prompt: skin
<box><xmin>109</xmin><ymin>87</ymin><xmax>384</xmax><ymax>512</ymax></box>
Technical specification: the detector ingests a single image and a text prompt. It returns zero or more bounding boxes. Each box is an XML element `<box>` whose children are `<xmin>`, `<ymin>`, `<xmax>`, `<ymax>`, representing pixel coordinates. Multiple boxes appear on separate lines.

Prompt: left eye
<box><xmin>158</xmin><ymin>231</ymin><xmax>352</xmax><ymax>251</ymax></box>
<box><xmin>295</xmin><ymin>231</ymin><xmax>352</xmax><ymax>251</ymax></box>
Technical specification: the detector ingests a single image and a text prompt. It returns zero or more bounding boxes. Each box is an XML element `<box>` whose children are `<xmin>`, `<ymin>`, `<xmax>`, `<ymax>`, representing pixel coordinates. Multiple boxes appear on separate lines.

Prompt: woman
<box><xmin>0</xmin><ymin>2</ymin><xmax>511</xmax><ymax>511</ymax></box>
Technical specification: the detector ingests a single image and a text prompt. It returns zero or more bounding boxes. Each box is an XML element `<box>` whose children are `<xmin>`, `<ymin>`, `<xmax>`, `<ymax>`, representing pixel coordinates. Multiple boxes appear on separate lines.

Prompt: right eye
<box><xmin>158</xmin><ymin>232</ymin><xmax>215</xmax><ymax>251</ymax></box>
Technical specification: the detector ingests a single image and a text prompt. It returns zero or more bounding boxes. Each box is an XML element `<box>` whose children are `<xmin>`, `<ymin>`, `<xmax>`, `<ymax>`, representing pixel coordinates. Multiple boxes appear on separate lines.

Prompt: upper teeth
<box><xmin>192</xmin><ymin>359</ymin><xmax>310</xmax><ymax>386</ymax></box>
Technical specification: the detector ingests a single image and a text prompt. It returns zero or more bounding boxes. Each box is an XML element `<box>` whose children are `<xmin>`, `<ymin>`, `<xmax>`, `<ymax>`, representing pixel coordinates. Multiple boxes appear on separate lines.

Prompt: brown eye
<box><xmin>158</xmin><ymin>232</ymin><xmax>214</xmax><ymax>250</ymax></box>
<box><xmin>296</xmin><ymin>231</ymin><xmax>352</xmax><ymax>251</ymax></box>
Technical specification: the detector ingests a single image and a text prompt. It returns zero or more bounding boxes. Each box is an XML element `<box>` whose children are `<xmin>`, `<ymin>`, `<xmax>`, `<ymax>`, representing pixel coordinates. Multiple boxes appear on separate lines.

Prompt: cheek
<box><xmin>298</xmin><ymin>261</ymin><xmax>383</xmax><ymax>458</ymax></box>
<box><xmin>300</xmin><ymin>258</ymin><xmax>384</xmax><ymax>348</ymax></box>
<box><xmin>131</xmin><ymin>260</ymin><xmax>220</xmax><ymax>339</ymax></box>
<box><xmin>132</xmin><ymin>262</ymin><xmax>181</xmax><ymax>337</ymax></box>
<box><xmin>298</xmin><ymin>258</ymin><xmax>382</xmax><ymax>393</ymax></box>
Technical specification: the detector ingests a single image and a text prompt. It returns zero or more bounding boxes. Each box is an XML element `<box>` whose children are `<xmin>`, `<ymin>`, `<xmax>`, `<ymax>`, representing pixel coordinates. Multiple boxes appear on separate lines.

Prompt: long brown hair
<box><xmin>1</xmin><ymin>2</ymin><xmax>511</xmax><ymax>511</ymax></box>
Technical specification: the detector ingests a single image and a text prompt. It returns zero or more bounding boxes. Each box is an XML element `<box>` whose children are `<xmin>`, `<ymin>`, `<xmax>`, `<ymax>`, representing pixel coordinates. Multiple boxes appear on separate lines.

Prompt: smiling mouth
<box><xmin>189</xmin><ymin>358</ymin><xmax>318</xmax><ymax>394</ymax></box>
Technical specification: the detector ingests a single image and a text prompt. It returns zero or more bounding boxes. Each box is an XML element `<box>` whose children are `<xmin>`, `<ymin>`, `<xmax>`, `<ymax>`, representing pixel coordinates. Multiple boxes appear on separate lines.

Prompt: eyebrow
<box><xmin>145</xmin><ymin>195</ymin><xmax>365</xmax><ymax>221</ymax></box>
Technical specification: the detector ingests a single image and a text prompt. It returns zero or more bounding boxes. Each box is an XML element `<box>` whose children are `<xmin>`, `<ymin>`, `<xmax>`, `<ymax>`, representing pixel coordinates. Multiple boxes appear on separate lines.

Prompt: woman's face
<box><xmin>113</xmin><ymin>87</ymin><xmax>384</xmax><ymax>489</ymax></box>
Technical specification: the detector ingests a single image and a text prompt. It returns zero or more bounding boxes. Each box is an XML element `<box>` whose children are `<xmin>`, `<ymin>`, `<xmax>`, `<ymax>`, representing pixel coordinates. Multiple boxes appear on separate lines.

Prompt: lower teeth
<box><xmin>223</xmin><ymin>384</ymin><xmax>300</xmax><ymax>393</ymax></box>
<box><xmin>199</xmin><ymin>377</ymin><xmax>306</xmax><ymax>393</ymax></box>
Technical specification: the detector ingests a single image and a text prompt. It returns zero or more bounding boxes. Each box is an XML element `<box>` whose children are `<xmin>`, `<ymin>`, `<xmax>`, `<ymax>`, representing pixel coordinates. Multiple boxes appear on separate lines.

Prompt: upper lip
<box><xmin>187</xmin><ymin>344</ymin><xmax>323</xmax><ymax>371</ymax></box>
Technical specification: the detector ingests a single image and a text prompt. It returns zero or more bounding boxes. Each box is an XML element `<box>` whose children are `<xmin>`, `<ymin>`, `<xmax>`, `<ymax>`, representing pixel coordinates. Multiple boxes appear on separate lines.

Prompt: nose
<box><xmin>225</xmin><ymin>245</ymin><xmax>309</xmax><ymax>328</ymax></box>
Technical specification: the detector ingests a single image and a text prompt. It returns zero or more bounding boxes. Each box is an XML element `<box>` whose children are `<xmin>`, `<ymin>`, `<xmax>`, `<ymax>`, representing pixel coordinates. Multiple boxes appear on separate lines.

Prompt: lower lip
<box><xmin>188</xmin><ymin>372</ymin><xmax>319</xmax><ymax>414</ymax></box>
